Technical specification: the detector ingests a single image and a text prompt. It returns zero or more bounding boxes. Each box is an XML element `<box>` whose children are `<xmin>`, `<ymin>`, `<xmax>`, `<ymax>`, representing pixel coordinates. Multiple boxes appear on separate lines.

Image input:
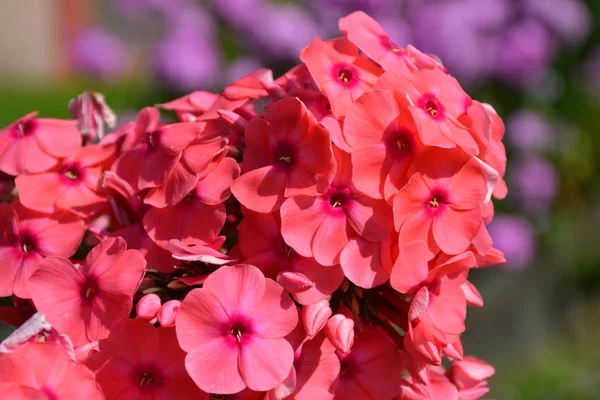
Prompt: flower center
<box><xmin>148</xmin><ymin>131</ymin><xmax>160</xmax><ymax>147</ymax></box>
<box><xmin>82</xmin><ymin>279</ymin><xmax>98</xmax><ymax>300</ymax></box>
<box><xmin>230</xmin><ymin>322</ymin><xmax>247</xmax><ymax>344</ymax></box>
<box><xmin>63</xmin><ymin>166</ymin><xmax>80</xmax><ymax>181</ymax></box>
<box><xmin>20</xmin><ymin>238</ymin><xmax>35</xmax><ymax>253</ymax></box>
<box><xmin>332</xmin><ymin>63</ymin><xmax>359</xmax><ymax>87</ymax></box>
<box><xmin>380</xmin><ymin>36</ymin><xmax>401</xmax><ymax>53</ymax></box>
<box><xmin>429</xmin><ymin>195</ymin><xmax>445</xmax><ymax>208</ymax></box>
<box><xmin>16</xmin><ymin>120</ymin><xmax>36</xmax><ymax>137</ymax></box>
<box><xmin>274</xmin><ymin>142</ymin><xmax>295</xmax><ymax>168</ymax></box>
<box><xmin>329</xmin><ymin>193</ymin><xmax>345</xmax><ymax>208</ymax></box>
<box><xmin>140</xmin><ymin>372</ymin><xmax>155</xmax><ymax>387</ymax></box>
<box><xmin>425</xmin><ymin>100</ymin><xmax>438</xmax><ymax>117</ymax></box>
<box><xmin>338</xmin><ymin>69</ymin><xmax>353</xmax><ymax>83</ymax></box>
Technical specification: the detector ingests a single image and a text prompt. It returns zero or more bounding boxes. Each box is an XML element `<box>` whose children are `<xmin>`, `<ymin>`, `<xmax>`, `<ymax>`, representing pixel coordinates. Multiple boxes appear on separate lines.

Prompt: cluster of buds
<box><xmin>0</xmin><ymin>11</ymin><xmax>503</xmax><ymax>399</ymax></box>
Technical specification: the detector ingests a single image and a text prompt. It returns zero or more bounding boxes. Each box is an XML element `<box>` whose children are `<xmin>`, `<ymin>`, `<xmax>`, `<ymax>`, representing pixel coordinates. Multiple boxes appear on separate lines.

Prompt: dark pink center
<box><xmin>323</xmin><ymin>187</ymin><xmax>352</xmax><ymax>213</ymax></box>
<box><xmin>147</xmin><ymin>130</ymin><xmax>160</xmax><ymax>148</ymax></box>
<box><xmin>380</xmin><ymin>36</ymin><xmax>401</xmax><ymax>53</ymax></box>
<box><xmin>332</xmin><ymin>63</ymin><xmax>359</xmax><ymax>88</ymax></box>
<box><xmin>418</xmin><ymin>94</ymin><xmax>445</xmax><ymax>120</ymax></box>
<box><xmin>19</xmin><ymin>234</ymin><xmax>36</xmax><ymax>254</ymax></box>
<box><xmin>426</xmin><ymin>190</ymin><xmax>448</xmax><ymax>213</ymax></box>
<box><xmin>13</xmin><ymin>119</ymin><xmax>37</xmax><ymax>138</ymax></box>
<box><xmin>225</xmin><ymin>317</ymin><xmax>253</xmax><ymax>346</ymax></box>
<box><xmin>385</xmin><ymin>130</ymin><xmax>414</xmax><ymax>159</ymax></box>
<box><xmin>81</xmin><ymin>278</ymin><xmax>99</xmax><ymax>301</ymax></box>
<box><xmin>138</xmin><ymin>369</ymin><xmax>159</xmax><ymax>390</ymax></box>
<box><xmin>59</xmin><ymin>163</ymin><xmax>84</xmax><ymax>183</ymax></box>
<box><xmin>273</xmin><ymin>142</ymin><xmax>296</xmax><ymax>169</ymax></box>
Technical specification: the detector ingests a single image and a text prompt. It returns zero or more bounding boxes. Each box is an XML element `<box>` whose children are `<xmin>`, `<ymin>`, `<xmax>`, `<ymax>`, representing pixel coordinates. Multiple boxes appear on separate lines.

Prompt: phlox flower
<box><xmin>158</xmin><ymin>91</ymin><xmax>220</xmax><ymax>122</ymax></box>
<box><xmin>446</xmin><ymin>356</ymin><xmax>495</xmax><ymax>400</ymax></box>
<box><xmin>393</xmin><ymin>148</ymin><xmax>496</xmax><ymax>258</ymax></box>
<box><xmin>28</xmin><ymin>237</ymin><xmax>146</xmax><ymax>346</ymax></box>
<box><xmin>87</xmin><ymin>318</ymin><xmax>208</xmax><ymax>399</ymax></box>
<box><xmin>343</xmin><ymin>89</ymin><xmax>426</xmax><ymax>201</ymax></box>
<box><xmin>281</xmin><ymin>146</ymin><xmax>393</xmax><ymax>266</ymax></box>
<box><xmin>111</xmin><ymin>223</ymin><xmax>176</xmax><ymax>273</ymax></box>
<box><xmin>231</xmin><ymin>96</ymin><xmax>336</xmax><ymax>213</ymax></box>
<box><xmin>335</xmin><ymin>327</ymin><xmax>403</xmax><ymax>400</ymax></box>
<box><xmin>238</xmin><ymin>209</ymin><xmax>344</xmax><ymax>305</ymax></box>
<box><xmin>15</xmin><ymin>142</ymin><xmax>115</xmax><ymax>217</ymax></box>
<box><xmin>376</xmin><ymin>69</ymin><xmax>479</xmax><ymax>155</ymax></box>
<box><xmin>339</xmin><ymin>234</ymin><xmax>394</xmax><ymax>289</ymax></box>
<box><xmin>111</xmin><ymin>107</ymin><xmax>200</xmax><ymax>191</ymax></box>
<box><xmin>339</xmin><ymin>11</ymin><xmax>446</xmax><ymax>76</ymax></box>
<box><xmin>69</xmin><ymin>90</ymin><xmax>117</xmax><ymax>141</ymax></box>
<box><xmin>0</xmin><ymin>342</ymin><xmax>103</xmax><ymax>399</ymax></box>
<box><xmin>300</xmin><ymin>37</ymin><xmax>382</xmax><ymax>117</ymax></box>
<box><xmin>144</xmin><ymin>157</ymin><xmax>240</xmax><ymax>249</ymax></box>
<box><xmin>176</xmin><ymin>264</ymin><xmax>298</xmax><ymax>394</ymax></box>
<box><xmin>0</xmin><ymin>203</ymin><xmax>85</xmax><ymax>298</ymax></box>
<box><xmin>0</xmin><ymin>112</ymin><xmax>81</xmax><ymax>176</ymax></box>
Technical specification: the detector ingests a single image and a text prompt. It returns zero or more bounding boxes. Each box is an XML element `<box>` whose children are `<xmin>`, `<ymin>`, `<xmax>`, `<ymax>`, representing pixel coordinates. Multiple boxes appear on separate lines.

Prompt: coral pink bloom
<box><xmin>223</xmin><ymin>68</ymin><xmax>272</xmax><ymax>101</ymax></box>
<box><xmin>463</xmin><ymin>101</ymin><xmax>508</xmax><ymax>199</ymax></box>
<box><xmin>0</xmin><ymin>112</ymin><xmax>81</xmax><ymax>176</ymax></box>
<box><xmin>176</xmin><ymin>265</ymin><xmax>298</xmax><ymax>394</ymax></box>
<box><xmin>111</xmin><ymin>107</ymin><xmax>200</xmax><ymax>191</ymax></box>
<box><xmin>376</xmin><ymin>70</ymin><xmax>478</xmax><ymax>155</ymax></box>
<box><xmin>446</xmin><ymin>356</ymin><xmax>495</xmax><ymax>400</ymax></box>
<box><xmin>0</xmin><ymin>203</ymin><xmax>85</xmax><ymax>298</ymax></box>
<box><xmin>28</xmin><ymin>237</ymin><xmax>146</xmax><ymax>346</ymax></box>
<box><xmin>144</xmin><ymin>157</ymin><xmax>239</xmax><ymax>249</ymax></box>
<box><xmin>269</xmin><ymin>332</ymin><xmax>340</xmax><ymax>400</ymax></box>
<box><xmin>281</xmin><ymin>146</ymin><xmax>393</xmax><ymax>266</ymax></box>
<box><xmin>393</xmin><ymin>149</ymin><xmax>494</xmax><ymax>257</ymax></box>
<box><xmin>16</xmin><ymin>142</ymin><xmax>115</xmax><ymax>216</ymax></box>
<box><xmin>0</xmin><ymin>342</ymin><xmax>103</xmax><ymax>399</ymax></box>
<box><xmin>391</xmin><ymin>242</ymin><xmax>473</xmax><ymax>340</ymax></box>
<box><xmin>159</xmin><ymin>91</ymin><xmax>220</xmax><ymax>122</ymax></box>
<box><xmin>300</xmin><ymin>37</ymin><xmax>381</xmax><ymax>117</ymax></box>
<box><xmin>335</xmin><ymin>327</ymin><xmax>403</xmax><ymax>400</ymax></box>
<box><xmin>231</xmin><ymin>96</ymin><xmax>335</xmax><ymax>213</ymax></box>
<box><xmin>88</xmin><ymin>319</ymin><xmax>208</xmax><ymax>400</ymax></box>
<box><xmin>340</xmin><ymin>234</ymin><xmax>394</xmax><ymax>289</ymax></box>
<box><xmin>344</xmin><ymin>90</ymin><xmax>425</xmax><ymax>200</ymax></box>
<box><xmin>339</xmin><ymin>11</ymin><xmax>445</xmax><ymax>76</ymax></box>
<box><xmin>238</xmin><ymin>209</ymin><xmax>344</xmax><ymax>305</ymax></box>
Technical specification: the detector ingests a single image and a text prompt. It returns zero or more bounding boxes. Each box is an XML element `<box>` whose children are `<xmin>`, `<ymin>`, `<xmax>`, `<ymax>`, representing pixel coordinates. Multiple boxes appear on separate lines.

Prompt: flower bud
<box><xmin>276</xmin><ymin>271</ymin><xmax>314</xmax><ymax>293</ymax></box>
<box><xmin>302</xmin><ymin>300</ymin><xmax>332</xmax><ymax>337</ymax></box>
<box><xmin>326</xmin><ymin>314</ymin><xmax>355</xmax><ymax>354</ymax></box>
<box><xmin>136</xmin><ymin>294</ymin><xmax>161</xmax><ymax>321</ymax></box>
<box><xmin>157</xmin><ymin>300</ymin><xmax>181</xmax><ymax>327</ymax></box>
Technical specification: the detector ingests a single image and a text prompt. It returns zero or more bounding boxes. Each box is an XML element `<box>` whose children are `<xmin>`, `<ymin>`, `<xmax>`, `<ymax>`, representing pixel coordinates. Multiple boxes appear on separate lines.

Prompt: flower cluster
<box><xmin>0</xmin><ymin>12</ymin><xmax>505</xmax><ymax>399</ymax></box>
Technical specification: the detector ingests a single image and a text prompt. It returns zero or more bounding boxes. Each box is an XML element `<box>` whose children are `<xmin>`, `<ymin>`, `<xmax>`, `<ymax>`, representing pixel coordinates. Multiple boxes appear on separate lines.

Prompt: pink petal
<box><xmin>0</xmin><ymin>136</ymin><xmax>57</xmax><ymax>176</ymax></box>
<box><xmin>341</xmin><ymin>237</ymin><xmax>391</xmax><ymax>289</ymax></box>
<box><xmin>231</xmin><ymin>166</ymin><xmax>287</xmax><ymax>213</ymax></box>
<box><xmin>249</xmin><ymin>279</ymin><xmax>298</xmax><ymax>338</ymax></box>
<box><xmin>390</xmin><ymin>241</ymin><xmax>429</xmax><ymax>293</ymax></box>
<box><xmin>185</xmin><ymin>337</ymin><xmax>245</xmax><ymax>395</ymax></box>
<box><xmin>203</xmin><ymin>265</ymin><xmax>266</xmax><ymax>317</ymax></box>
<box><xmin>343</xmin><ymin>90</ymin><xmax>399</xmax><ymax>148</ymax></box>
<box><xmin>289</xmin><ymin>256</ymin><xmax>345</xmax><ymax>305</ymax></box>
<box><xmin>33</xmin><ymin>119</ymin><xmax>81</xmax><ymax>158</ymax></box>
<box><xmin>182</xmin><ymin>136</ymin><xmax>228</xmax><ymax>175</ymax></box>
<box><xmin>14</xmin><ymin>173</ymin><xmax>64</xmax><ymax>213</ymax></box>
<box><xmin>345</xmin><ymin>194</ymin><xmax>393</xmax><ymax>242</ymax></box>
<box><xmin>351</xmin><ymin>143</ymin><xmax>390</xmax><ymax>199</ymax></box>
<box><xmin>392</xmin><ymin>172</ymin><xmax>430</xmax><ymax>231</ymax></box>
<box><xmin>446</xmin><ymin>158</ymin><xmax>487</xmax><ymax>210</ymax></box>
<box><xmin>158</xmin><ymin>122</ymin><xmax>200</xmax><ymax>155</ymax></box>
<box><xmin>311</xmin><ymin>213</ymin><xmax>351</xmax><ymax>267</ymax></box>
<box><xmin>138</xmin><ymin>148</ymin><xmax>181</xmax><ymax>190</ymax></box>
<box><xmin>398</xmin><ymin>210</ymin><xmax>438</xmax><ymax>260</ymax></box>
<box><xmin>144</xmin><ymin>161</ymin><xmax>199</xmax><ymax>208</ymax></box>
<box><xmin>195</xmin><ymin>158</ymin><xmax>240</xmax><ymax>205</ymax></box>
<box><xmin>433</xmin><ymin>208</ymin><xmax>481</xmax><ymax>255</ymax></box>
<box><xmin>176</xmin><ymin>289</ymin><xmax>229</xmax><ymax>349</ymax></box>
<box><xmin>280</xmin><ymin>196</ymin><xmax>327</xmax><ymax>258</ymax></box>
<box><xmin>239</xmin><ymin>336</ymin><xmax>294</xmax><ymax>391</ymax></box>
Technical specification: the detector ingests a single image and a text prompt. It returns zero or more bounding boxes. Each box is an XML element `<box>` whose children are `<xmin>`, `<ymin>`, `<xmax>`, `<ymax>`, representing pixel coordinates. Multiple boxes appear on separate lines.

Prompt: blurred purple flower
<box><xmin>249</xmin><ymin>5</ymin><xmax>322</xmax><ymax>59</ymax></box>
<box><xmin>510</xmin><ymin>156</ymin><xmax>559</xmax><ymax>215</ymax></box>
<box><xmin>496</xmin><ymin>19</ymin><xmax>554</xmax><ymax>84</ymax></box>
<box><xmin>488</xmin><ymin>215</ymin><xmax>536</xmax><ymax>270</ymax></box>
<box><xmin>153</xmin><ymin>33</ymin><xmax>221</xmax><ymax>91</ymax></box>
<box><xmin>111</xmin><ymin>0</ymin><xmax>194</xmax><ymax>18</ymax></box>
<box><xmin>210</xmin><ymin>0</ymin><xmax>266</xmax><ymax>31</ymax></box>
<box><xmin>71</xmin><ymin>28</ymin><xmax>127</xmax><ymax>81</ymax></box>
<box><xmin>225</xmin><ymin>58</ymin><xmax>263</xmax><ymax>83</ymax></box>
<box><xmin>506</xmin><ymin>110</ymin><xmax>553</xmax><ymax>152</ymax></box>
<box><xmin>523</xmin><ymin>0</ymin><xmax>590</xmax><ymax>44</ymax></box>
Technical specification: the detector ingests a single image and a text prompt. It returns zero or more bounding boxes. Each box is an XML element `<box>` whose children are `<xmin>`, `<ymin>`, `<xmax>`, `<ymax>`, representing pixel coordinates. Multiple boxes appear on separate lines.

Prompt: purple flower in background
<box><xmin>510</xmin><ymin>156</ymin><xmax>559</xmax><ymax>215</ymax></box>
<box><xmin>523</xmin><ymin>0</ymin><xmax>590</xmax><ymax>44</ymax></box>
<box><xmin>506</xmin><ymin>110</ymin><xmax>553</xmax><ymax>152</ymax></box>
<box><xmin>496</xmin><ymin>19</ymin><xmax>555</xmax><ymax>84</ymax></box>
<box><xmin>488</xmin><ymin>215</ymin><xmax>536</xmax><ymax>270</ymax></box>
<box><xmin>153</xmin><ymin>33</ymin><xmax>221</xmax><ymax>91</ymax></box>
<box><xmin>71</xmin><ymin>28</ymin><xmax>127</xmax><ymax>81</ymax></box>
<box><xmin>210</xmin><ymin>0</ymin><xmax>266</xmax><ymax>30</ymax></box>
<box><xmin>111</xmin><ymin>0</ymin><xmax>194</xmax><ymax>18</ymax></box>
<box><xmin>225</xmin><ymin>58</ymin><xmax>263</xmax><ymax>83</ymax></box>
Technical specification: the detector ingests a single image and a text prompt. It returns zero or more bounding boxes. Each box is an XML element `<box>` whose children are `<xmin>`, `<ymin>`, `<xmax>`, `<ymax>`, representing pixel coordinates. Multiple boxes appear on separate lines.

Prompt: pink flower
<box><xmin>88</xmin><ymin>318</ymin><xmax>208</xmax><ymax>399</ymax></box>
<box><xmin>343</xmin><ymin>89</ymin><xmax>426</xmax><ymax>201</ymax></box>
<box><xmin>136</xmin><ymin>294</ymin><xmax>161</xmax><ymax>321</ymax></box>
<box><xmin>69</xmin><ymin>90</ymin><xmax>117</xmax><ymax>141</ymax></box>
<box><xmin>446</xmin><ymin>356</ymin><xmax>495</xmax><ymax>400</ymax></box>
<box><xmin>0</xmin><ymin>203</ymin><xmax>85</xmax><ymax>298</ymax></box>
<box><xmin>231</xmin><ymin>96</ymin><xmax>336</xmax><ymax>213</ymax></box>
<box><xmin>144</xmin><ymin>157</ymin><xmax>240</xmax><ymax>249</ymax></box>
<box><xmin>15</xmin><ymin>142</ymin><xmax>115</xmax><ymax>216</ymax></box>
<box><xmin>176</xmin><ymin>264</ymin><xmax>298</xmax><ymax>394</ymax></box>
<box><xmin>393</xmin><ymin>148</ymin><xmax>495</xmax><ymax>258</ymax></box>
<box><xmin>0</xmin><ymin>342</ymin><xmax>103</xmax><ymax>399</ymax></box>
<box><xmin>0</xmin><ymin>112</ymin><xmax>81</xmax><ymax>176</ymax></box>
<box><xmin>111</xmin><ymin>107</ymin><xmax>200</xmax><ymax>191</ymax></box>
<box><xmin>238</xmin><ymin>209</ymin><xmax>344</xmax><ymax>305</ymax></box>
<box><xmin>326</xmin><ymin>314</ymin><xmax>355</xmax><ymax>353</ymax></box>
<box><xmin>335</xmin><ymin>327</ymin><xmax>403</xmax><ymax>400</ymax></box>
<box><xmin>302</xmin><ymin>300</ymin><xmax>332</xmax><ymax>338</ymax></box>
<box><xmin>300</xmin><ymin>37</ymin><xmax>382</xmax><ymax>117</ymax></box>
<box><xmin>377</xmin><ymin>69</ymin><xmax>478</xmax><ymax>155</ymax></box>
<box><xmin>28</xmin><ymin>237</ymin><xmax>146</xmax><ymax>346</ymax></box>
<box><xmin>281</xmin><ymin>146</ymin><xmax>393</xmax><ymax>266</ymax></box>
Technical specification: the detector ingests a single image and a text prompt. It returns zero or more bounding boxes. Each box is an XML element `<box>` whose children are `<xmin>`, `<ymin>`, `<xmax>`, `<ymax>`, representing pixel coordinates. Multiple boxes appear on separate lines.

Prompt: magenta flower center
<box><xmin>380</xmin><ymin>36</ymin><xmax>401</xmax><ymax>53</ymax></box>
<box><xmin>274</xmin><ymin>142</ymin><xmax>296</xmax><ymax>168</ymax></box>
<box><xmin>428</xmin><ymin>194</ymin><xmax>446</xmax><ymax>208</ymax></box>
<box><xmin>332</xmin><ymin>63</ymin><xmax>359</xmax><ymax>87</ymax></box>
<box><xmin>20</xmin><ymin>235</ymin><xmax>36</xmax><ymax>253</ymax></box>
<box><xmin>82</xmin><ymin>279</ymin><xmax>99</xmax><ymax>300</ymax></box>
<box><xmin>329</xmin><ymin>193</ymin><xmax>346</xmax><ymax>208</ymax></box>
<box><xmin>139</xmin><ymin>371</ymin><xmax>155</xmax><ymax>387</ymax></box>
<box><xmin>60</xmin><ymin>163</ymin><xmax>84</xmax><ymax>182</ymax></box>
<box><xmin>148</xmin><ymin>130</ymin><xmax>160</xmax><ymax>148</ymax></box>
<box><xmin>229</xmin><ymin>321</ymin><xmax>248</xmax><ymax>343</ymax></box>
<box><xmin>418</xmin><ymin>94</ymin><xmax>445</xmax><ymax>120</ymax></box>
<box><xmin>13</xmin><ymin>119</ymin><xmax>36</xmax><ymax>137</ymax></box>
<box><xmin>386</xmin><ymin>130</ymin><xmax>414</xmax><ymax>159</ymax></box>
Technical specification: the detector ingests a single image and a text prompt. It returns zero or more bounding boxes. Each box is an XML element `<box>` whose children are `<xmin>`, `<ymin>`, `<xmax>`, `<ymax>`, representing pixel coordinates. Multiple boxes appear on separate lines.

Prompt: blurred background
<box><xmin>0</xmin><ymin>0</ymin><xmax>599</xmax><ymax>398</ymax></box>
